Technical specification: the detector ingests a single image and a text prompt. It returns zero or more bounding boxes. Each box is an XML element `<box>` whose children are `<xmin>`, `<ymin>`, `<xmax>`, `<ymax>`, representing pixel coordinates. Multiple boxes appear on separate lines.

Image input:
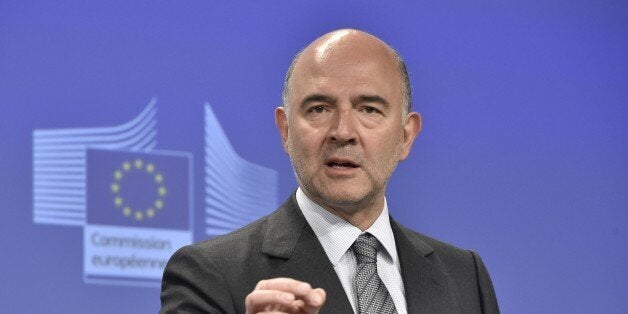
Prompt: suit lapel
<box><xmin>391</xmin><ymin>220</ymin><xmax>462</xmax><ymax>313</ymax></box>
<box><xmin>261</xmin><ymin>195</ymin><xmax>354</xmax><ymax>314</ymax></box>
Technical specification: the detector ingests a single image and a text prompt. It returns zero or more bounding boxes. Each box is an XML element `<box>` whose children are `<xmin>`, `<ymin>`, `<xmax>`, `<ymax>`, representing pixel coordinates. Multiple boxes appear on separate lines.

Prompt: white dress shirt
<box><xmin>296</xmin><ymin>188</ymin><xmax>407</xmax><ymax>314</ymax></box>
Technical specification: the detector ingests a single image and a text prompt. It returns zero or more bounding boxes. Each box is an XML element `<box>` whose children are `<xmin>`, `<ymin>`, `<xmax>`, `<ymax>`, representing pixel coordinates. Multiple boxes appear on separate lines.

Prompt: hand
<box><xmin>245</xmin><ymin>278</ymin><xmax>326</xmax><ymax>314</ymax></box>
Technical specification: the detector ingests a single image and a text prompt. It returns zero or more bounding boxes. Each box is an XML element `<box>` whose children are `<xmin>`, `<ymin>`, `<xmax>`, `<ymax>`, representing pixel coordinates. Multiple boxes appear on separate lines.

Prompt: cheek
<box><xmin>287</xmin><ymin>131</ymin><xmax>321</xmax><ymax>159</ymax></box>
<box><xmin>364</xmin><ymin>131</ymin><xmax>404</xmax><ymax>171</ymax></box>
<box><xmin>290</xmin><ymin>125</ymin><xmax>326</xmax><ymax>150</ymax></box>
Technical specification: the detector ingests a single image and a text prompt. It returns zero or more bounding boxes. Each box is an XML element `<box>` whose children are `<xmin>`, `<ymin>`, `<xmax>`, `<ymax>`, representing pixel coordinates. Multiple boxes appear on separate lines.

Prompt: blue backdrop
<box><xmin>1</xmin><ymin>1</ymin><xmax>626</xmax><ymax>313</ymax></box>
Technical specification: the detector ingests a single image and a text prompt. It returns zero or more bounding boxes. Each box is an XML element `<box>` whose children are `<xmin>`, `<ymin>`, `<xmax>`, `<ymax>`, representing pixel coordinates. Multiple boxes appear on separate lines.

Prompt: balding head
<box><xmin>282</xmin><ymin>29</ymin><xmax>412</xmax><ymax>118</ymax></box>
<box><xmin>273</xmin><ymin>29</ymin><xmax>422</xmax><ymax>227</ymax></box>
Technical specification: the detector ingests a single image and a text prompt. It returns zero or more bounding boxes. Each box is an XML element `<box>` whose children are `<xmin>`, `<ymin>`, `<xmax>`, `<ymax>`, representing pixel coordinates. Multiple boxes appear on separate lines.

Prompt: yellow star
<box><xmin>158</xmin><ymin>186</ymin><xmax>167</xmax><ymax>196</ymax></box>
<box><xmin>114</xmin><ymin>197</ymin><xmax>123</xmax><ymax>207</ymax></box>
<box><xmin>123</xmin><ymin>162</ymin><xmax>131</xmax><ymax>171</ymax></box>
<box><xmin>134</xmin><ymin>159</ymin><xmax>143</xmax><ymax>169</ymax></box>
<box><xmin>154</xmin><ymin>173</ymin><xmax>163</xmax><ymax>183</ymax></box>
<box><xmin>147</xmin><ymin>208</ymin><xmax>155</xmax><ymax>218</ymax></box>
<box><xmin>123</xmin><ymin>207</ymin><xmax>132</xmax><ymax>216</ymax></box>
<box><xmin>135</xmin><ymin>211</ymin><xmax>143</xmax><ymax>220</ymax></box>
<box><xmin>110</xmin><ymin>183</ymin><xmax>120</xmax><ymax>193</ymax></box>
<box><xmin>146</xmin><ymin>163</ymin><xmax>155</xmax><ymax>173</ymax></box>
<box><xmin>155</xmin><ymin>199</ymin><xmax>164</xmax><ymax>209</ymax></box>
<box><xmin>114</xmin><ymin>170</ymin><xmax>123</xmax><ymax>180</ymax></box>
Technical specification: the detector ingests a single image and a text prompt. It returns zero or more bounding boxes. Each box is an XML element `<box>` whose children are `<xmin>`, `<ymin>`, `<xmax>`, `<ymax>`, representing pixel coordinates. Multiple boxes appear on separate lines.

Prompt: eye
<box><xmin>360</xmin><ymin>106</ymin><xmax>383</xmax><ymax>115</ymax></box>
<box><xmin>306</xmin><ymin>105</ymin><xmax>327</xmax><ymax>114</ymax></box>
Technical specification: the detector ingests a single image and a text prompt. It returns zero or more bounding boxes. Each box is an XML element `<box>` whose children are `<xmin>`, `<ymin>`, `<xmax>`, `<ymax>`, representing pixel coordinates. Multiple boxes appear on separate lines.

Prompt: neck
<box><xmin>301</xmin><ymin>188</ymin><xmax>385</xmax><ymax>231</ymax></box>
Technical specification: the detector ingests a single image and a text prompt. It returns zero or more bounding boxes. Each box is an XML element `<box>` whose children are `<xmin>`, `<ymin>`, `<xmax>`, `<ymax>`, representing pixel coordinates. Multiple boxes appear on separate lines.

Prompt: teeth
<box><xmin>330</xmin><ymin>163</ymin><xmax>355</xmax><ymax>168</ymax></box>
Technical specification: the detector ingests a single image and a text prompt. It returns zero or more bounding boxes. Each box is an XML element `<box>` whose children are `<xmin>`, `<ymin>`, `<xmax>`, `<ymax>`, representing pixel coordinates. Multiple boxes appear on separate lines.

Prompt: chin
<box><xmin>298</xmin><ymin>175</ymin><xmax>379</xmax><ymax>209</ymax></box>
<box><xmin>318</xmin><ymin>187</ymin><xmax>375</xmax><ymax>208</ymax></box>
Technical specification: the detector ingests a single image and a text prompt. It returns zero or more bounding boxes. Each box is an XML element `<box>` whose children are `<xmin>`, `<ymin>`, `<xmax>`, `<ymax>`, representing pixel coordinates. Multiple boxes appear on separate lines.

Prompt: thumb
<box><xmin>304</xmin><ymin>288</ymin><xmax>326</xmax><ymax>314</ymax></box>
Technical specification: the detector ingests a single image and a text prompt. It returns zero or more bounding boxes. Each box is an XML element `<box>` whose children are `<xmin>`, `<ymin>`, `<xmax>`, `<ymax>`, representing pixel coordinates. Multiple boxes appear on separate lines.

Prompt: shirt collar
<box><xmin>296</xmin><ymin>187</ymin><xmax>398</xmax><ymax>266</ymax></box>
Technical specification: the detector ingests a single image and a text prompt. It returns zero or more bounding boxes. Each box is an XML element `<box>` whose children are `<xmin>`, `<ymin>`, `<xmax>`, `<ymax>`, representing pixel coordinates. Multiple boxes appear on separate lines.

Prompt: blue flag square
<box><xmin>86</xmin><ymin>149</ymin><xmax>191</xmax><ymax>230</ymax></box>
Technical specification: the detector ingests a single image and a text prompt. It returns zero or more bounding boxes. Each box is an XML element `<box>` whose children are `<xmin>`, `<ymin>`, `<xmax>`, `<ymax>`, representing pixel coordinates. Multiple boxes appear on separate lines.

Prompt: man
<box><xmin>161</xmin><ymin>29</ymin><xmax>499</xmax><ymax>314</ymax></box>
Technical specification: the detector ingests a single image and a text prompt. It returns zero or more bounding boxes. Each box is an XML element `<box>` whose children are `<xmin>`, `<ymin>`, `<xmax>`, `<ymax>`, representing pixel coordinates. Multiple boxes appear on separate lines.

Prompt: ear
<box><xmin>275</xmin><ymin>106</ymin><xmax>289</xmax><ymax>153</ymax></box>
<box><xmin>399</xmin><ymin>112</ymin><xmax>422</xmax><ymax>160</ymax></box>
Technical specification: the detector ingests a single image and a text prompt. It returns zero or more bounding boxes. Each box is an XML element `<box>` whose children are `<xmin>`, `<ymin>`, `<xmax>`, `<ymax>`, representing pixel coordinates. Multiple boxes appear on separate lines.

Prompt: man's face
<box><xmin>276</xmin><ymin>32</ymin><xmax>421</xmax><ymax>214</ymax></box>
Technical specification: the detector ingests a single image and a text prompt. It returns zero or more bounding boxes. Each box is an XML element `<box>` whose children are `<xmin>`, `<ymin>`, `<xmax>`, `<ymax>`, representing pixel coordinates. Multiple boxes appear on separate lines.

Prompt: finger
<box><xmin>261</xmin><ymin>299</ymin><xmax>303</xmax><ymax>314</ymax></box>
<box><xmin>263</xmin><ymin>301</ymin><xmax>301</xmax><ymax>313</ymax></box>
<box><xmin>302</xmin><ymin>288</ymin><xmax>326</xmax><ymax>314</ymax></box>
<box><xmin>255</xmin><ymin>278</ymin><xmax>313</xmax><ymax>297</ymax></box>
<box><xmin>256</xmin><ymin>300</ymin><xmax>302</xmax><ymax>314</ymax></box>
<box><xmin>245</xmin><ymin>289</ymin><xmax>295</xmax><ymax>313</ymax></box>
<box><xmin>263</xmin><ymin>304</ymin><xmax>281</xmax><ymax>311</ymax></box>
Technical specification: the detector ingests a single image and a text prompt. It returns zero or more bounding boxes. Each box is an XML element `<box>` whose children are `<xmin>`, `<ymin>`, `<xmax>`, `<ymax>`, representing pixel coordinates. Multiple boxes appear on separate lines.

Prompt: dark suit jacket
<box><xmin>160</xmin><ymin>194</ymin><xmax>499</xmax><ymax>313</ymax></box>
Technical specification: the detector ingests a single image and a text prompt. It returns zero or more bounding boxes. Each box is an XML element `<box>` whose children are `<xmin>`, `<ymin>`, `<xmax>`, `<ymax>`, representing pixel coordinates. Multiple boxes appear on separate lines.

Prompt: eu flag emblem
<box><xmin>86</xmin><ymin>149</ymin><xmax>191</xmax><ymax>229</ymax></box>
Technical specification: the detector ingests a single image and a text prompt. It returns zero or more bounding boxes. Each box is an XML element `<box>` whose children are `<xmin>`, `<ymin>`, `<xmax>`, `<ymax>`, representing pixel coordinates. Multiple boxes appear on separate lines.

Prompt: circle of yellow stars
<box><xmin>111</xmin><ymin>159</ymin><xmax>167</xmax><ymax>221</ymax></box>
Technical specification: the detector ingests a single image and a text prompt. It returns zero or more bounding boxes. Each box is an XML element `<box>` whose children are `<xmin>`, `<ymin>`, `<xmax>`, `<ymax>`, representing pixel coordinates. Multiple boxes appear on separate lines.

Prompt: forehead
<box><xmin>289</xmin><ymin>32</ymin><xmax>403</xmax><ymax>98</ymax></box>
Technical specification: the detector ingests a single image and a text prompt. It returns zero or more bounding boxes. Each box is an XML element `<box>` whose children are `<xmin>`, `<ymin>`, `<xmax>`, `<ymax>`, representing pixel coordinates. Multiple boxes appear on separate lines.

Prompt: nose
<box><xmin>329</xmin><ymin>108</ymin><xmax>358</xmax><ymax>145</ymax></box>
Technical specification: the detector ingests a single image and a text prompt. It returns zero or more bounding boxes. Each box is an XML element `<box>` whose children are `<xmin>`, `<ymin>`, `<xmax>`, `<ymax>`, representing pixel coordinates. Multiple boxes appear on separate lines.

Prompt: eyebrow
<box><xmin>299</xmin><ymin>94</ymin><xmax>391</xmax><ymax>108</ymax></box>
<box><xmin>355</xmin><ymin>95</ymin><xmax>390</xmax><ymax>108</ymax></box>
<box><xmin>300</xmin><ymin>94</ymin><xmax>336</xmax><ymax>107</ymax></box>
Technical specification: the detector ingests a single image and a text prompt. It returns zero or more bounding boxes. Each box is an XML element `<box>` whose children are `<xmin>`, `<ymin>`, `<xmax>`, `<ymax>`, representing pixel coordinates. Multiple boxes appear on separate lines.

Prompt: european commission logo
<box><xmin>32</xmin><ymin>98</ymin><xmax>278</xmax><ymax>287</ymax></box>
<box><xmin>84</xmin><ymin>148</ymin><xmax>192</xmax><ymax>286</ymax></box>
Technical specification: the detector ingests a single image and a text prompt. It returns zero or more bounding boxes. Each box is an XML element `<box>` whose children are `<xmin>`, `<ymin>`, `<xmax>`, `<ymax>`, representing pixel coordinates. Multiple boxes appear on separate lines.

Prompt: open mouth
<box><xmin>326</xmin><ymin>160</ymin><xmax>359</xmax><ymax>169</ymax></box>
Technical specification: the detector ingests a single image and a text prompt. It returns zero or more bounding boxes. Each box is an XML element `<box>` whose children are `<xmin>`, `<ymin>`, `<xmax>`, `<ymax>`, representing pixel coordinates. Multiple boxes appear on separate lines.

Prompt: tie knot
<box><xmin>351</xmin><ymin>233</ymin><xmax>379</xmax><ymax>264</ymax></box>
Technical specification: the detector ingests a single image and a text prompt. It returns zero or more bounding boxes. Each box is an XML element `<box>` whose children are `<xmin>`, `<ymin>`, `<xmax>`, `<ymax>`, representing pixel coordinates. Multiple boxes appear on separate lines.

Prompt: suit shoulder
<box><xmin>396</xmin><ymin>224</ymin><xmax>476</xmax><ymax>266</ymax></box>
<box><xmin>185</xmin><ymin>213</ymin><xmax>270</xmax><ymax>259</ymax></box>
<box><xmin>161</xmin><ymin>213</ymin><xmax>273</xmax><ymax>313</ymax></box>
<box><xmin>395</xmin><ymin>223</ymin><xmax>500</xmax><ymax>312</ymax></box>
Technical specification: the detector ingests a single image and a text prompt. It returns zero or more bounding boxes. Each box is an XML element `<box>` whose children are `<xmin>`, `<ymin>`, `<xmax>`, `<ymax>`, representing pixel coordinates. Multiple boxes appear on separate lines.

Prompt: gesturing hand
<box><xmin>245</xmin><ymin>278</ymin><xmax>326</xmax><ymax>314</ymax></box>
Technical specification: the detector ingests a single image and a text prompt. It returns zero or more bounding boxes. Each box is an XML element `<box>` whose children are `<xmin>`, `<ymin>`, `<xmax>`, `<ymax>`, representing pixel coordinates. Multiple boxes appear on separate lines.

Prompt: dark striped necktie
<box><xmin>351</xmin><ymin>233</ymin><xmax>397</xmax><ymax>314</ymax></box>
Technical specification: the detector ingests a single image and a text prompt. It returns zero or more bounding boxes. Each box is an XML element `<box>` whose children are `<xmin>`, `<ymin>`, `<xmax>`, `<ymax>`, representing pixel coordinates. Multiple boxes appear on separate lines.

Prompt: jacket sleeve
<box><xmin>160</xmin><ymin>245</ymin><xmax>235</xmax><ymax>314</ymax></box>
<box><xmin>470</xmin><ymin>251</ymin><xmax>500</xmax><ymax>314</ymax></box>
